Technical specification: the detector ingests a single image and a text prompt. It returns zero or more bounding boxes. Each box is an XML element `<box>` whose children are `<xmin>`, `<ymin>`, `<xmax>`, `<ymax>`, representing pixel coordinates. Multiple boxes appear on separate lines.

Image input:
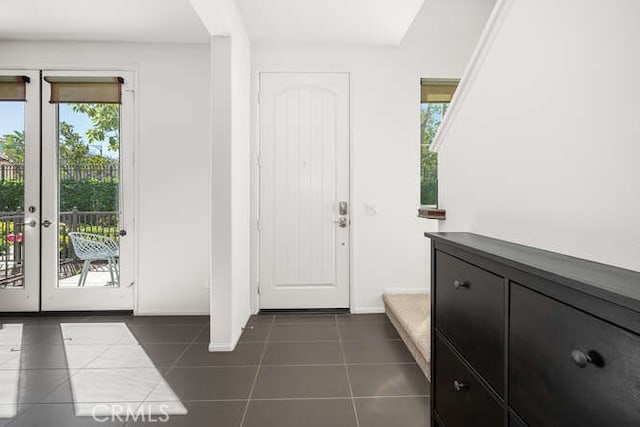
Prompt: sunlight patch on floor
<box><xmin>60</xmin><ymin>323</ymin><xmax>187</xmax><ymax>417</ymax></box>
<box><xmin>0</xmin><ymin>324</ymin><xmax>23</xmax><ymax>418</ymax></box>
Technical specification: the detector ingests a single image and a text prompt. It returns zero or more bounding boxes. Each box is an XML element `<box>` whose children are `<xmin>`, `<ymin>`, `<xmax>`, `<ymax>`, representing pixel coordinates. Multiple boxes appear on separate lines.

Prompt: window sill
<box><xmin>418</xmin><ymin>208</ymin><xmax>446</xmax><ymax>220</ymax></box>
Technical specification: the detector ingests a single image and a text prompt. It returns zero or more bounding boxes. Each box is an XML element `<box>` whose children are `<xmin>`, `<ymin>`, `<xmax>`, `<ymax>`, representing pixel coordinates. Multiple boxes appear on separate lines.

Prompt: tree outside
<box><xmin>0</xmin><ymin>104</ymin><xmax>119</xmax><ymax>169</ymax></box>
<box><xmin>0</xmin><ymin>103</ymin><xmax>121</xmax><ymax>286</ymax></box>
<box><xmin>420</xmin><ymin>102</ymin><xmax>447</xmax><ymax>206</ymax></box>
<box><xmin>0</xmin><ymin>103</ymin><xmax>120</xmax><ymax>212</ymax></box>
<box><xmin>1</xmin><ymin>130</ymin><xmax>25</xmax><ymax>164</ymax></box>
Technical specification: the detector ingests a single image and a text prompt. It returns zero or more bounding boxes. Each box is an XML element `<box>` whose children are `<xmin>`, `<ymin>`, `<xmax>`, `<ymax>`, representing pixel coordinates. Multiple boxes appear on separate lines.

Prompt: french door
<box><xmin>0</xmin><ymin>70</ymin><xmax>40</xmax><ymax>312</ymax></box>
<box><xmin>258</xmin><ymin>72</ymin><xmax>350</xmax><ymax>309</ymax></box>
<box><xmin>0</xmin><ymin>70</ymin><xmax>134</xmax><ymax>312</ymax></box>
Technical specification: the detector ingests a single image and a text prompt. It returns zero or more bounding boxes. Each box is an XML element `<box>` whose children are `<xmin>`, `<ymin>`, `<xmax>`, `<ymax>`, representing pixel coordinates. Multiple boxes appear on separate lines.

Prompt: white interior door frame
<box><xmin>40</xmin><ymin>69</ymin><xmax>136</xmax><ymax>311</ymax></box>
<box><xmin>0</xmin><ymin>69</ymin><xmax>41</xmax><ymax>312</ymax></box>
<box><xmin>256</xmin><ymin>71</ymin><xmax>351</xmax><ymax>309</ymax></box>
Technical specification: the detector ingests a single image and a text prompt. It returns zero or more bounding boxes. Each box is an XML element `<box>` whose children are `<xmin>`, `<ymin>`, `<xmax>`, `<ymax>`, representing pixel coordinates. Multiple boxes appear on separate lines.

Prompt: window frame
<box><xmin>419</xmin><ymin>78</ymin><xmax>459</xmax><ymax>212</ymax></box>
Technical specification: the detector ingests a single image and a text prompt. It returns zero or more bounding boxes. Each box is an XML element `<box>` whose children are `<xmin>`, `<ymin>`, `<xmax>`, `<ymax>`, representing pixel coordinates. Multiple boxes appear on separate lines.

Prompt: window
<box><xmin>420</xmin><ymin>79</ymin><xmax>458</xmax><ymax>207</ymax></box>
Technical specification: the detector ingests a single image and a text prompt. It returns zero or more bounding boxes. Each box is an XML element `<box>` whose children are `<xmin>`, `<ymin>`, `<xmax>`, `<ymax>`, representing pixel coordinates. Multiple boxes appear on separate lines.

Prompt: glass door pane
<box><xmin>56</xmin><ymin>103</ymin><xmax>121</xmax><ymax>289</ymax></box>
<box><xmin>0</xmin><ymin>71</ymin><xmax>40</xmax><ymax>312</ymax></box>
<box><xmin>0</xmin><ymin>101</ymin><xmax>25</xmax><ymax>289</ymax></box>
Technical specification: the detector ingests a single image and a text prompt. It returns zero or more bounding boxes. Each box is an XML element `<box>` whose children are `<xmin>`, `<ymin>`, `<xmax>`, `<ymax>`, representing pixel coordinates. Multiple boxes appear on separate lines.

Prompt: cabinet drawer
<box><xmin>434</xmin><ymin>335</ymin><xmax>503</xmax><ymax>427</ymax></box>
<box><xmin>510</xmin><ymin>283</ymin><xmax>640</xmax><ymax>426</ymax></box>
<box><xmin>435</xmin><ymin>250</ymin><xmax>505</xmax><ymax>394</ymax></box>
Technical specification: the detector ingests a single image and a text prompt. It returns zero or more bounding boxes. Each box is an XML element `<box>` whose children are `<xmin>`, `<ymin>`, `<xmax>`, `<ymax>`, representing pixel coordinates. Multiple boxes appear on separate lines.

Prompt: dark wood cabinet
<box><xmin>427</xmin><ymin>232</ymin><xmax>640</xmax><ymax>427</ymax></box>
<box><xmin>435</xmin><ymin>251</ymin><xmax>505</xmax><ymax>394</ymax></box>
<box><xmin>434</xmin><ymin>335</ymin><xmax>503</xmax><ymax>427</ymax></box>
<box><xmin>510</xmin><ymin>283</ymin><xmax>640</xmax><ymax>426</ymax></box>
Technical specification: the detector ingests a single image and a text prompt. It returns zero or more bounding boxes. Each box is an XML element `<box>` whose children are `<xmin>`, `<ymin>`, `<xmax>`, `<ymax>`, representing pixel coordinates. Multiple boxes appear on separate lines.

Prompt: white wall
<box><xmin>251</xmin><ymin>0</ymin><xmax>496</xmax><ymax>312</ymax></box>
<box><xmin>190</xmin><ymin>0</ymin><xmax>253</xmax><ymax>349</ymax></box>
<box><xmin>0</xmin><ymin>41</ymin><xmax>212</xmax><ymax>314</ymax></box>
<box><xmin>437</xmin><ymin>0</ymin><xmax>640</xmax><ymax>272</ymax></box>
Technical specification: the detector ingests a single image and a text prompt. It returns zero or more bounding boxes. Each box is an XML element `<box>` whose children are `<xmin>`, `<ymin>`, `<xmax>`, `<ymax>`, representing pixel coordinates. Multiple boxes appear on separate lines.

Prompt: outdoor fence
<box><xmin>0</xmin><ymin>164</ymin><xmax>119</xmax><ymax>181</ymax></box>
<box><xmin>0</xmin><ymin>208</ymin><xmax>119</xmax><ymax>288</ymax></box>
<box><xmin>0</xmin><ymin>210</ymin><xmax>25</xmax><ymax>288</ymax></box>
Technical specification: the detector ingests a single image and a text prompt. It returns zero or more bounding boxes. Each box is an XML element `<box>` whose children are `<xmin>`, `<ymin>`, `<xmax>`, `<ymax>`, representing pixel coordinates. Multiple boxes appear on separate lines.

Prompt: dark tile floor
<box><xmin>0</xmin><ymin>313</ymin><xmax>429</xmax><ymax>426</ymax></box>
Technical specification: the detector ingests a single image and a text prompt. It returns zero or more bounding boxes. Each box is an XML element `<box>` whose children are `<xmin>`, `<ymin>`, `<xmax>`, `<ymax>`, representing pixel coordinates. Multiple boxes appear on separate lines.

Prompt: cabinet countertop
<box><xmin>426</xmin><ymin>232</ymin><xmax>640</xmax><ymax>314</ymax></box>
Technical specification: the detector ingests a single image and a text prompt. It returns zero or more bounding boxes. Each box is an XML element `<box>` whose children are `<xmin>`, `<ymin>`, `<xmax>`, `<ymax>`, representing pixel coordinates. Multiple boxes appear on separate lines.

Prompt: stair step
<box><xmin>383</xmin><ymin>293</ymin><xmax>430</xmax><ymax>379</ymax></box>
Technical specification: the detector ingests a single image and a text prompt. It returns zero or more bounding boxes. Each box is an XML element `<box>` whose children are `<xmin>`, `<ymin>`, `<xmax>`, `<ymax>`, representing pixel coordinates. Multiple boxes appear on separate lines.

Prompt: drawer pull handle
<box><xmin>453</xmin><ymin>280</ymin><xmax>469</xmax><ymax>290</ymax></box>
<box><xmin>571</xmin><ymin>349</ymin><xmax>605</xmax><ymax>368</ymax></box>
<box><xmin>453</xmin><ymin>380</ymin><xmax>468</xmax><ymax>391</ymax></box>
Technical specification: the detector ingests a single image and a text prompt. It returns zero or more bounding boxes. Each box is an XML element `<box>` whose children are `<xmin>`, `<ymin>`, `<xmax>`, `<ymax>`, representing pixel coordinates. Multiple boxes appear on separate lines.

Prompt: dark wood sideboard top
<box><xmin>425</xmin><ymin>232</ymin><xmax>640</xmax><ymax>314</ymax></box>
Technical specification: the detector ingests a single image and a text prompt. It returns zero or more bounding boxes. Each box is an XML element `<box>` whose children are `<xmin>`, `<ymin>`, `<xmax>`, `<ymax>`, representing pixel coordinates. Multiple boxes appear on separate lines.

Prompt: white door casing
<box><xmin>258</xmin><ymin>72</ymin><xmax>350</xmax><ymax>309</ymax></box>
<box><xmin>40</xmin><ymin>70</ymin><xmax>135</xmax><ymax>311</ymax></box>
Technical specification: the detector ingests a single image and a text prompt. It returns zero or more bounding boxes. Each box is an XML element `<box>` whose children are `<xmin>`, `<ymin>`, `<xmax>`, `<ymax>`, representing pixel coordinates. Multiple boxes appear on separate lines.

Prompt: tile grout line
<box><xmin>23</xmin><ymin>393</ymin><xmax>431</xmax><ymax>406</ymax></box>
<box><xmin>238</xmin><ymin>315</ymin><xmax>276</xmax><ymax>427</ymax></box>
<box><xmin>157</xmin><ymin>321</ymin><xmax>210</xmax><ymax>386</ymax></box>
<box><xmin>0</xmin><ymin>360</ymin><xmax>420</xmax><ymax>372</ymax></box>
<box><xmin>5</xmin><ymin>315</ymin><xmax>409</xmax><ymax>426</ymax></box>
<box><xmin>115</xmin><ymin>361</ymin><xmax>418</xmax><ymax>369</ymax></box>
<box><xmin>168</xmin><ymin>322</ymin><xmax>210</xmax><ymax>370</ymax></box>
<box><xmin>7</xmin><ymin>319</ymin><xmax>210</xmax><ymax>427</ymax></box>
<box><xmin>6</xmin><ymin>319</ymin><xmax>132</xmax><ymax>427</ymax></box>
<box><xmin>335</xmin><ymin>315</ymin><xmax>360</xmax><ymax>427</ymax></box>
<box><xmin>240</xmin><ymin>338</ymin><xmax>403</xmax><ymax>344</ymax></box>
<box><xmin>122</xmin><ymin>321</ymin><xmax>210</xmax><ymax>427</ymax></box>
<box><xmin>11</xmin><ymin>322</ymin><xmax>130</xmax><ymax>416</ymax></box>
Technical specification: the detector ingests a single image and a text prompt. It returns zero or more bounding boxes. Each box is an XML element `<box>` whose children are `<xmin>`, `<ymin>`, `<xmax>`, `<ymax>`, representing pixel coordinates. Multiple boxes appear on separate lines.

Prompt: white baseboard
<box><xmin>351</xmin><ymin>306</ymin><xmax>385</xmax><ymax>314</ymax></box>
<box><xmin>134</xmin><ymin>311</ymin><xmax>210</xmax><ymax>316</ymax></box>
<box><xmin>383</xmin><ymin>288</ymin><xmax>430</xmax><ymax>295</ymax></box>
<box><xmin>208</xmin><ymin>340</ymin><xmax>237</xmax><ymax>352</ymax></box>
<box><xmin>208</xmin><ymin>326</ymin><xmax>242</xmax><ymax>352</ymax></box>
<box><xmin>208</xmin><ymin>342</ymin><xmax>233</xmax><ymax>352</ymax></box>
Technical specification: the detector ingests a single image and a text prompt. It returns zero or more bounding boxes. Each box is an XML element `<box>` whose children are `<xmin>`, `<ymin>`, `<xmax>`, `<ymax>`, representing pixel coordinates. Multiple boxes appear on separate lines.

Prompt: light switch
<box><xmin>364</xmin><ymin>204</ymin><xmax>377</xmax><ymax>216</ymax></box>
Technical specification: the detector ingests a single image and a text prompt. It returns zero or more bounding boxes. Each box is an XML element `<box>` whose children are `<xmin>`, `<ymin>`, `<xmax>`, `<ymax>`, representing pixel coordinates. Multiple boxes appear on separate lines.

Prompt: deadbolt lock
<box><xmin>338</xmin><ymin>201</ymin><xmax>348</xmax><ymax>216</ymax></box>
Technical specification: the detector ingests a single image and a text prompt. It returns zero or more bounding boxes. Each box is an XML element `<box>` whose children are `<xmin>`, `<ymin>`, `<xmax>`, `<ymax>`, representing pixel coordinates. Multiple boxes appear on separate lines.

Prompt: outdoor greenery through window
<box><xmin>56</xmin><ymin>103</ymin><xmax>120</xmax><ymax>212</ymax></box>
<box><xmin>0</xmin><ymin>101</ymin><xmax>121</xmax><ymax>289</ymax></box>
<box><xmin>0</xmin><ymin>103</ymin><xmax>120</xmax><ymax>213</ymax></box>
<box><xmin>420</xmin><ymin>79</ymin><xmax>458</xmax><ymax>207</ymax></box>
<box><xmin>56</xmin><ymin>103</ymin><xmax>121</xmax><ymax>288</ymax></box>
<box><xmin>0</xmin><ymin>100</ymin><xmax>25</xmax><ymax>288</ymax></box>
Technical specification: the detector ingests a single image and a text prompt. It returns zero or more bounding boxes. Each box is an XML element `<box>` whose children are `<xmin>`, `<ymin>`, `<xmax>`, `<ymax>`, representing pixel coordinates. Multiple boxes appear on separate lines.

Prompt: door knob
<box><xmin>23</xmin><ymin>220</ymin><xmax>37</xmax><ymax>228</ymax></box>
<box><xmin>334</xmin><ymin>217</ymin><xmax>348</xmax><ymax>228</ymax></box>
<box><xmin>571</xmin><ymin>349</ymin><xmax>604</xmax><ymax>368</ymax></box>
<box><xmin>453</xmin><ymin>380</ymin><xmax>468</xmax><ymax>391</ymax></box>
<box><xmin>453</xmin><ymin>280</ymin><xmax>469</xmax><ymax>289</ymax></box>
<box><xmin>42</xmin><ymin>220</ymin><xmax>53</xmax><ymax>228</ymax></box>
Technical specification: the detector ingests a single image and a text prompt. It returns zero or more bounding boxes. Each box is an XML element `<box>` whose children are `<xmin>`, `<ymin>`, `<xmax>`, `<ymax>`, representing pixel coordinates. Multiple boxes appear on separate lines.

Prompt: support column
<box><xmin>210</xmin><ymin>36</ymin><xmax>234</xmax><ymax>351</ymax></box>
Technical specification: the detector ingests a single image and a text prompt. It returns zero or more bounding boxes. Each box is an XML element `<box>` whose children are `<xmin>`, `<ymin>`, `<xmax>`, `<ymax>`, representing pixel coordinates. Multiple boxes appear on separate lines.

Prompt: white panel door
<box><xmin>259</xmin><ymin>72</ymin><xmax>350</xmax><ymax>309</ymax></box>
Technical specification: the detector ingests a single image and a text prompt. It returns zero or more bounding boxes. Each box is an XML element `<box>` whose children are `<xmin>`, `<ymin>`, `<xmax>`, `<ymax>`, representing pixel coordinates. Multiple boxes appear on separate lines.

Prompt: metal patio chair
<box><xmin>68</xmin><ymin>232</ymin><xmax>119</xmax><ymax>287</ymax></box>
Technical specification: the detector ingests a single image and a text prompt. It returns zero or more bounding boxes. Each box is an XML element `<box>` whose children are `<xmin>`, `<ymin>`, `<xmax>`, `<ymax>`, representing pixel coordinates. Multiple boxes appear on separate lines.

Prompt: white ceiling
<box><xmin>0</xmin><ymin>0</ymin><xmax>210</xmax><ymax>44</ymax></box>
<box><xmin>236</xmin><ymin>0</ymin><xmax>426</xmax><ymax>45</ymax></box>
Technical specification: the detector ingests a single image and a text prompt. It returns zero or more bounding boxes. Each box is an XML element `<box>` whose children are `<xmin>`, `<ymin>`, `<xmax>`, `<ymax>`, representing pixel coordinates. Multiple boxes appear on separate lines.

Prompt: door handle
<box><xmin>334</xmin><ymin>217</ymin><xmax>348</xmax><ymax>228</ymax></box>
<box><xmin>41</xmin><ymin>220</ymin><xmax>53</xmax><ymax>228</ymax></box>
<box><xmin>23</xmin><ymin>220</ymin><xmax>37</xmax><ymax>228</ymax></box>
